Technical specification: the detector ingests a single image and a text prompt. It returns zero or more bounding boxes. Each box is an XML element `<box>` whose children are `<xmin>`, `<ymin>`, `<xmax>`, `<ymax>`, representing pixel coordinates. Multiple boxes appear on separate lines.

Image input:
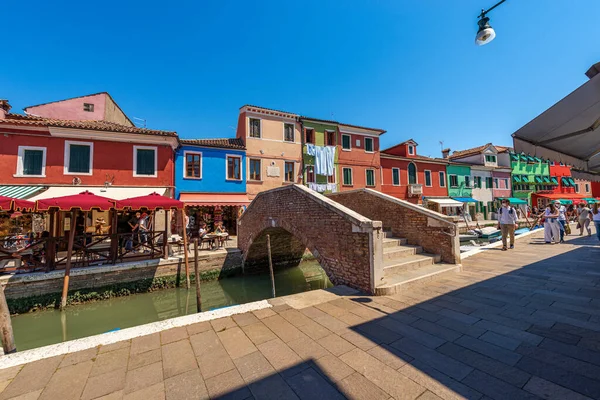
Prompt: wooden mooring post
<box><xmin>266</xmin><ymin>234</ymin><xmax>276</xmax><ymax>298</ymax></box>
<box><xmin>61</xmin><ymin>210</ymin><xmax>77</xmax><ymax>310</ymax></box>
<box><xmin>0</xmin><ymin>284</ymin><xmax>16</xmax><ymax>354</ymax></box>
<box><xmin>193</xmin><ymin>238</ymin><xmax>202</xmax><ymax>312</ymax></box>
<box><xmin>181</xmin><ymin>209</ymin><xmax>190</xmax><ymax>289</ymax></box>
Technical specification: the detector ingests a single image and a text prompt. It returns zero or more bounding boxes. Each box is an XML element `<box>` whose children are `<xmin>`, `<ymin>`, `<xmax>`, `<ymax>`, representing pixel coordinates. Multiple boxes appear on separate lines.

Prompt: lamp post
<box><xmin>476</xmin><ymin>0</ymin><xmax>506</xmax><ymax>46</ymax></box>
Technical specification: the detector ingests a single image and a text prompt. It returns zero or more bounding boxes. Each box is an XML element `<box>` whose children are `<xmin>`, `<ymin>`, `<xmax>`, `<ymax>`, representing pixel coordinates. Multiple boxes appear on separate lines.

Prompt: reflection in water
<box><xmin>11</xmin><ymin>260</ymin><xmax>331</xmax><ymax>351</ymax></box>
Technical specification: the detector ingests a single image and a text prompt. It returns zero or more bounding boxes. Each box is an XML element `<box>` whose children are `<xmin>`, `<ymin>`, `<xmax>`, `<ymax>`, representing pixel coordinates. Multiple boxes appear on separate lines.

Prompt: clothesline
<box><xmin>306</xmin><ymin>144</ymin><xmax>336</xmax><ymax>176</ymax></box>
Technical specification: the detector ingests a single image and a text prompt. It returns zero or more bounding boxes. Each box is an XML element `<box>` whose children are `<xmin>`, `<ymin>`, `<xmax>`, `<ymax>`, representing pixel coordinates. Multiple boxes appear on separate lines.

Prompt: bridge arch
<box><xmin>238</xmin><ymin>184</ymin><xmax>383</xmax><ymax>293</ymax></box>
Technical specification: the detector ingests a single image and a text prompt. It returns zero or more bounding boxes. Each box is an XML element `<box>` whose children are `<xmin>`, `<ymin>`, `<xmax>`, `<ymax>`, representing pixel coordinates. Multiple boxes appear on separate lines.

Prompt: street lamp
<box><xmin>476</xmin><ymin>0</ymin><xmax>506</xmax><ymax>46</ymax></box>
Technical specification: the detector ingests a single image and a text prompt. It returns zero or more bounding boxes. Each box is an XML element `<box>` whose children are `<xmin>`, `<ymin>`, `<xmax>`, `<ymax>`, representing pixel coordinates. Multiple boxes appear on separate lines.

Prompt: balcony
<box><xmin>408</xmin><ymin>184</ymin><xmax>423</xmax><ymax>196</ymax></box>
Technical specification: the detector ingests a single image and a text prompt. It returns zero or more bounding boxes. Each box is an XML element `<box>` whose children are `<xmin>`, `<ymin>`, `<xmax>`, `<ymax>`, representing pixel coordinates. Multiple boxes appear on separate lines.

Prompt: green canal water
<box><xmin>11</xmin><ymin>260</ymin><xmax>332</xmax><ymax>351</ymax></box>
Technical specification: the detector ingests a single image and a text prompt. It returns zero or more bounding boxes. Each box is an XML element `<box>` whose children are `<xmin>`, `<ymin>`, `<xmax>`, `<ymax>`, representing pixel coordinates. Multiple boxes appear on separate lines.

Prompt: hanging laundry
<box><xmin>324</xmin><ymin>146</ymin><xmax>336</xmax><ymax>177</ymax></box>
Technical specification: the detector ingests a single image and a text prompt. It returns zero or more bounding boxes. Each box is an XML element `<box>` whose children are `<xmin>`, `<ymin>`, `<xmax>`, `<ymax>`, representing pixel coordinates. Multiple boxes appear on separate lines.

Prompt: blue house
<box><xmin>175</xmin><ymin>138</ymin><xmax>249</xmax><ymax>234</ymax></box>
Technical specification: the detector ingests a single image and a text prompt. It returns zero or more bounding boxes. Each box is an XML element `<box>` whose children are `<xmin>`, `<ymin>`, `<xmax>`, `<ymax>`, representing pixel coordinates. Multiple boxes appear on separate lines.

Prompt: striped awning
<box><xmin>0</xmin><ymin>186</ymin><xmax>46</xmax><ymax>199</ymax></box>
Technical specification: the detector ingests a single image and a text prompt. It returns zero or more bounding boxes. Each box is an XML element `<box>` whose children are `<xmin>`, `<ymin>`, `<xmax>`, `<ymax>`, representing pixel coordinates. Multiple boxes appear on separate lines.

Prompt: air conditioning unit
<box><xmin>409</xmin><ymin>184</ymin><xmax>423</xmax><ymax>196</ymax></box>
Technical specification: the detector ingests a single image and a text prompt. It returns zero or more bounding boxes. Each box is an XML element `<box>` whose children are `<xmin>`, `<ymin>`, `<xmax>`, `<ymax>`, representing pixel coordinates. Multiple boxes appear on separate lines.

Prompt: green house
<box><xmin>509</xmin><ymin>152</ymin><xmax>551</xmax><ymax>203</ymax></box>
<box><xmin>300</xmin><ymin>118</ymin><xmax>339</xmax><ymax>193</ymax></box>
<box><xmin>446</xmin><ymin>164</ymin><xmax>472</xmax><ymax>198</ymax></box>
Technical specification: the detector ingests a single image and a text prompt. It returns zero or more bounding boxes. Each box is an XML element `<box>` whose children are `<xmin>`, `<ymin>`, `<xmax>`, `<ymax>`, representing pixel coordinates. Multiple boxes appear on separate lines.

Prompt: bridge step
<box><xmin>383</xmin><ymin>245</ymin><xmax>423</xmax><ymax>260</ymax></box>
<box><xmin>383</xmin><ymin>253</ymin><xmax>442</xmax><ymax>275</ymax></box>
<box><xmin>375</xmin><ymin>263</ymin><xmax>462</xmax><ymax>296</ymax></box>
<box><xmin>383</xmin><ymin>237</ymin><xmax>408</xmax><ymax>248</ymax></box>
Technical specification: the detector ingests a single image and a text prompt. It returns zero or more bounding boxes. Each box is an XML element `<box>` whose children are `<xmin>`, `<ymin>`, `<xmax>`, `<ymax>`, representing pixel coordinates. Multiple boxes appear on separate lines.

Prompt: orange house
<box><xmin>381</xmin><ymin>140</ymin><xmax>449</xmax><ymax>204</ymax></box>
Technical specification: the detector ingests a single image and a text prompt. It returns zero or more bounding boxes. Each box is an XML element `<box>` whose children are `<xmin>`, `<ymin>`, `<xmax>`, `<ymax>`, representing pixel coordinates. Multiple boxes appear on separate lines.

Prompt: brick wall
<box><xmin>238</xmin><ymin>184</ymin><xmax>382</xmax><ymax>293</ymax></box>
<box><xmin>3</xmin><ymin>250</ymin><xmax>243</xmax><ymax>299</ymax></box>
<box><xmin>329</xmin><ymin>189</ymin><xmax>460</xmax><ymax>264</ymax></box>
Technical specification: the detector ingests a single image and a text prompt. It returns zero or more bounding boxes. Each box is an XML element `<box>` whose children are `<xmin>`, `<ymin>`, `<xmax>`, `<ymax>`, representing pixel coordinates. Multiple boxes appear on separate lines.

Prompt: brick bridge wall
<box><xmin>238</xmin><ymin>184</ymin><xmax>383</xmax><ymax>294</ymax></box>
<box><xmin>328</xmin><ymin>189</ymin><xmax>460</xmax><ymax>264</ymax></box>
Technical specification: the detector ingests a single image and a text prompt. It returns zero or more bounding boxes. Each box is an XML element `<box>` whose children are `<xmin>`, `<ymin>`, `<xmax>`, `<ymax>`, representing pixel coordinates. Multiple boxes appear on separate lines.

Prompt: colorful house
<box><xmin>509</xmin><ymin>152</ymin><xmax>552</xmax><ymax>205</ymax></box>
<box><xmin>445</xmin><ymin>163</ymin><xmax>476</xmax><ymax>215</ymax></box>
<box><xmin>337</xmin><ymin>123</ymin><xmax>385</xmax><ymax>192</ymax></box>
<box><xmin>531</xmin><ymin>162</ymin><xmax>593</xmax><ymax>207</ymax></box>
<box><xmin>299</xmin><ymin>117</ymin><xmax>340</xmax><ymax>193</ymax></box>
<box><xmin>381</xmin><ymin>140</ymin><xmax>449</xmax><ymax>205</ymax></box>
<box><xmin>235</xmin><ymin>105</ymin><xmax>302</xmax><ymax>201</ymax></box>
<box><xmin>174</xmin><ymin>139</ymin><xmax>249</xmax><ymax>234</ymax></box>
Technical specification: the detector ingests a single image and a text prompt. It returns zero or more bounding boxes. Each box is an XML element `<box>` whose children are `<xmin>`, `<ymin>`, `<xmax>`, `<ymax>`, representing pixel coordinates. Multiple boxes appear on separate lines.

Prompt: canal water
<box><xmin>11</xmin><ymin>260</ymin><xmax>332</xmax><ymax>351</ymax></box>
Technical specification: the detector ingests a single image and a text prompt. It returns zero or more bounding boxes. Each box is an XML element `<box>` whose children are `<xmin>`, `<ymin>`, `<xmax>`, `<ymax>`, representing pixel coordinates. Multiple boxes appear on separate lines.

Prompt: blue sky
<box><xmin>2</xmin><ymin>1</ymin><xmax>598</xmax><ymax>158</ymax></box>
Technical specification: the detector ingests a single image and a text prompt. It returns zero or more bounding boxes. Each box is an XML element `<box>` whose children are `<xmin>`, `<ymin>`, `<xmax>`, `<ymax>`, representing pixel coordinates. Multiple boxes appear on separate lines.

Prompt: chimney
<box><xmin>442</xmin><ymin>148</ymin><xmax>451</xmax><ymax>159</ymax></box>
<box><xmin>0</xmin><ymin>100</ymin><xmax>11</xmax><ymax>119</ymax></box>
<box><xmin>586</xmin><ymin>62</ymin><xmax>600</xmax><ymax>80</ymax></box>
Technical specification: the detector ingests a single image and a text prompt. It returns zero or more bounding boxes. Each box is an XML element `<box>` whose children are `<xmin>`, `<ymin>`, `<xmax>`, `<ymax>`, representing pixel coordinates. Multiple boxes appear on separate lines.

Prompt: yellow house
<box><xmin>236</xmin><ymin>105</ymin><xmax>303</xmax><ymax>200</ymax></box>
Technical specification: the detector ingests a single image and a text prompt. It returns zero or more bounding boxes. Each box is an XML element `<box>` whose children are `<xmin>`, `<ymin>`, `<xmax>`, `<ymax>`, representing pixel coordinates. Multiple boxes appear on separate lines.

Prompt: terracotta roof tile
<box><xmin>449</xmin><ymin>143</ymin><xmax>511</xmax><ymax>159</ymax></box>
<box><xmin>300</xmin><ymin>116</ymin><xmax>386</xmax><ymax>134</ymax></box>
<box><xmin>1</xmin><ymin>113</ymin><xmax>177</xmax><ymax>137</ymax></box>
<box><xmin>179</xmin><ymin>138</ymin><xmax>245</xmax><ymax>150</ymax></box>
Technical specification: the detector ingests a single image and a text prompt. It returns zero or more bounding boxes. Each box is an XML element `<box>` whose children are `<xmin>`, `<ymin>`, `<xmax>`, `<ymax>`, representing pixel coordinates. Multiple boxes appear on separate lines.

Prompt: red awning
<box><xmin>179</xmin><ymin>193</ymin><xmax>251</xmax><ymax>206</ymax></box>
<box><xmin>114</xmin><ymin>192</ymin><xmax>184</xmax><ymax>210</ymax></box>
<box><xmin>36</xmin><ymin>191</ymin><xmax>116</xmax><ymax>211</ymax></box>
<box><xmin>0</xmin><ymin>196</ymin><xmax>35</xmax><ymax>212</ymax></box>
<box><xmin>536</xmin><ymin>193</ymin><xmax>587</xmax><ymax>200</ymax></box>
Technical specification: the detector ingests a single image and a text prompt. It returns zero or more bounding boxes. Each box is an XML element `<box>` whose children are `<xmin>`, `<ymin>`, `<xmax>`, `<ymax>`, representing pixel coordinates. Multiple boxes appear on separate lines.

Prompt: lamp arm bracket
<box><xmin>479</xmin><ymin>0</ymin><xmax>506</xmax><ymax>18</ymax></box>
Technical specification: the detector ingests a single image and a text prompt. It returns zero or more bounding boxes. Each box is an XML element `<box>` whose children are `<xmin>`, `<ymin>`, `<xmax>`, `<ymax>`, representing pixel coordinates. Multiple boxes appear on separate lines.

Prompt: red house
<box><xmin>0</xmin><ymin>93</ymin><xmax>178</xmax><ymax>201</ymax></box>
<box><xmin>381</xmin><ymin>140</ymin><xmax>449</xmax><ymax>204</ymax></box>
<box><xmin>531</xmin><ymin>163</ymin><xmax>589</xmax><ymax>206</ymax></box>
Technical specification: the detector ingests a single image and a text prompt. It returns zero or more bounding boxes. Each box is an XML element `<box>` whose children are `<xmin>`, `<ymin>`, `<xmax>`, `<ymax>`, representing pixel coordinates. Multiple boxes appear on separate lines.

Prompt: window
<box><xmin>249</xmin><ymin>159</ymin><xmax>261</xmax><ymax>181</ymax></box>
<box><xmin>249</xmin><ymin>118</ymin><xmax>261</xmax><ymax>138</ymax></box>
<box><xmin>327</xmin><ymin>169</ymin><xmax>336</xmax><ymax>184</ymax></box>
<box><xmin>284</xmin><ymin>161</ymin><xmax>294</xmax><ymax>182</ymax></box>
<box><xmin>485</xmin><ymin>155</ymin><xmax>497</xmax><ymax>163</ymax></box>
<box><xmin>392</xmin><ymin>168</ymin><xmax>400</xmax><ymax>186</ymax></box>
<box><xmin>473</xmin><ymin>176</ymin><xmax>482</xmax><ymax>188</ymax></box>
<box><xmin>449</xmin><ymin>175</ymin><xmax>458</xmax><ymax>188</ymax></box>
<box><xmin>133</xmin><ymin>146</ymin><xmax>157</xmax><ymax>177</ymax></box>
<box><xmin>343</xmin><ymin>167</ymin><xmax>353</xmax><ymax>185</ymax></box>
<box><xmin>284</xmin><ymin>123</ymin><xmax>295</xmax><ymax>142</ymax></box>
<box><xmin>306</xmin><ymin>166</ymin><xmax>315</xmax><ymax>183</ymax></box>
<box><xmin>439</xmin><ymin>171</ymin><xmax>446</xmax><ymax>187</ymax></box>
<box><xmin>227</xmin><ymin>155</ymin><xmax>242</xmax><ymax>180</ymax></box>
<box><xmin>493</xmin><ymin>178</ymin><xmax>499</xmax><ymax>188</ymax></box>
<box><xmin>325</xmin><ymin>131</ymin><xmax>335</xmax><ymax>146</ymax></box>
<box><xmin>366</xmin><ymin>169</ymin><xmax>375</xmax><ymax>187</ymax></box>
<box><xmin>465</xmin><ymin>176</ymin><xmax>471</xmax><ymax>188</ymax></box>
<box><xmin>486</xmin><ymin>177</ymin><xmax>493</xmax><ymax>188</ymax></box>
<box><xmin>83</xmin><ymin>103</ymin><xmax>94</xmax><ymax>112</ymax></box>
<box><xmin>424</xmin><ymin>170</ymin><xmax>432</xmax><ymax>187</ymax></box>
<box><xmin>342</xmin><ymin>134</ymin><xmax>351</xmax><ymax>150</ymax></box>
<box><xmin>575</xmin><ymin>184</ymin><xmax>580</xmax><ymax>193</ymax></box>
<box><xmin>503</xmin><ymin>178</ymin><xmax>509</xmax><ymax>188</ymax></box>
<box><xmin>408</xmin><ymin>163</ymin><xmax>417</xmax><ymax>184</ymax></box>
<box><xmin>16</xmin><ymin>146</ymin><xmax>46</xmax><ymax>177</ymax></box>
<box><xmin>408</xmin><ymin>145</ymin><xmax>415</xmax><ymax>155</ymax></box>
<box><xmin>184</xmin><ymin>152</ymin><xmax>202</xmax><ymax>179</ymax></box>
<box><xmin>586</xmin><ymin>183</ymin><xmax>590</xmax><ymax>192</ymax></box>
<box><xmin>305</xmin><ymin>128</ymin><xmax>315</xmax><ymax>144</ymax></box>
<box><xmin>65</xmin><ymin>141</ymin><xmax>93</xmax><ymax>175</ymax></box>
<box><xmin>365</xmin><ymin>137</ymin><xmax>374</xmax><ymax>153</ymax></box>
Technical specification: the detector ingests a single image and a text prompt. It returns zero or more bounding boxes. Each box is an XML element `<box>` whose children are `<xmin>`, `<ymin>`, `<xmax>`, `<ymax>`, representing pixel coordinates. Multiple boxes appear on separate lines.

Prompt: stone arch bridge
<box><xmin>237</xmin><ymin>185</ymin><xmax>460</xmax><ymax>294</ymax></box>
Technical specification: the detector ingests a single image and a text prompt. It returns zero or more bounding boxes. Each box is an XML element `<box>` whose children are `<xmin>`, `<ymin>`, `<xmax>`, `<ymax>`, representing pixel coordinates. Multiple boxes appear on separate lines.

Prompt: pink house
<box><xmin>491</xmin><ymin>171</ymin><xmax>512</xmax><ymax>199</ymax></box>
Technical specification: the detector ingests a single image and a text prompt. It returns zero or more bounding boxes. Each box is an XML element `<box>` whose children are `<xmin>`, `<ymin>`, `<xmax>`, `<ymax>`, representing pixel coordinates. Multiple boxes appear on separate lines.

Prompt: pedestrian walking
<box><xmin>555</xmin><ymin>201</ymin><xmax>567</xmax><ymax>243</ymax></box>
<box><xmin>592</xmin><ymin>203</ymin><xmax>600</xmax><ymax>242</ymax></box>
<box><xmin>498</xmin><ymin>199</ymin><xmax>518</xmax><ymax>251</ymax></box>
<box><xmin>577</xmin><ymin>203</ymin><xmax>592</xmax><ymax>236</ymax></box>
<box><xmin>543</xmin><ymin>203</ymin><xmax>560</xmax><ymax>244</ymax></box>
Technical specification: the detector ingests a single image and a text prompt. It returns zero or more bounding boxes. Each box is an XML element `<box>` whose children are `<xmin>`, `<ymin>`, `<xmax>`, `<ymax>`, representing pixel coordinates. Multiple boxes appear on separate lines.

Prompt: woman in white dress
<box><xmin>543</xmin><ymin>203</ymin><xmax>561</xmax><ymax>244</ymax></box>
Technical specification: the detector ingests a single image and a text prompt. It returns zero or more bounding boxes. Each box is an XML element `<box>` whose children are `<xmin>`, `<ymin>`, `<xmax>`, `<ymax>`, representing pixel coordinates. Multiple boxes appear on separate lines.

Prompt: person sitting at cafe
<box><xmin>214</xmin><ymin>222</ymin><xmax>227</xmax><ymax>235</ymax></box>
<box><xmin>198</xmin><ymin>222</ymin><xmax>208</xmax><ymax>238</ymax></box>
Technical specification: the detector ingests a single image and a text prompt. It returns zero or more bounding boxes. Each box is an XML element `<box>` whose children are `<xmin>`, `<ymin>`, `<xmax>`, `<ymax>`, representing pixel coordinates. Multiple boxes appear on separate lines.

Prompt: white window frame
<box><xmin>248</xmin><ymin>117</ymin><xmax>262</xmax><ymax>139</ymax></box>
<box><xmin>133</xmin><ymin>145</ymin><xmax>158</xmax><ymax>178</ymax></box>
<box><xmin>392</xmin><ymin>168</ymin><xmax>400</xmax><ymax>186</ymax></box>
<box><xmin>365</xmin><ymin>169</ymin><xmax>376</xmax><ymax>187</ymax></box>
<box><xmin>407</xmin><ymin>162</ymin><xmax>418</xmax><ymax>184</ymax></box>
<box><xmin>15</xmin><ymin>146</ymin><xmax>47</xmax><ymax>178</ymax></box>
<box><xmin>248</xmin><ymin>158</ymin><xmax>262</xmax><ymax>181</ymax></box>
<box><xmin>342</xmin><ymin>167</ymin><xmax>353</xmax><ymax>186</ymax></box>
<box><xmin>439</xmin><ymin>171</ymin><xmax>446</xmax><ymax>188</ymax></box>
<box><xmin>183</xmin><ymin>151</ymin><xmax>202</xmax><ymax>180</ymax></box>
<box><xmin>408</xmin><ymin>145</ymin><xmax>415</xmax><ymax>155</ymax></box>
<box><xmin>424</xmin><ymin>170</ymin><xmax>432</xmax><ymax>187</ymax></box>
<box><xmin>341</xmin><ymin>134</ymin><xmax>352</xmax><ymax>151</ymax></box>
<box><xmin>306</xmin><ymin>165</ymin><xmax>316</xmax><ymax>183</ymax></box>
<box><xmin>449</xmin><ymin>174</ymin><xmax>458</xmax><ymax>188</ymax></box>
<box><xmin>226</xmin><ymin>154</ymin><xmax>243</xmax><ymax>181</ymax></box>
<box><xmin>364</xmin><ymin>137</ymin><xmax>374</xmax><ymax>153</ymax></box>
<box><xmin>282</xmin><ymin>123</ymin><xmax>295</xmax><ymax>143</ymax></box>
<box><xmin>64</xmin><ymin>140</ymin><xmax>94</xmax><ymax>176</ymax></box>
<box><xmin>283</xmin><ymin>161</ymin><xmax>295</xmax><ymax>183</ymax></box>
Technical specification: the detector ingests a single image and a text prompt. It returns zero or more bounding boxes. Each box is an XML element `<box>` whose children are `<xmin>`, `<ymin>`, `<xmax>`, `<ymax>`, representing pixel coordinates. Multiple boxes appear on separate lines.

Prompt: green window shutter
<box><xmin>365</xmin><ymin>138</ymin><xmax>373</xmax><ymax>152</ymax></box>
<box><xmin>366</xmin><ymin>170</ymin><xmax>375</xmax><ymax>186</ymax></box>
<box><xmin>425</xmin><ymin>171</ymin><xmax>431</xmax><ymax>186</ymax></box>
<box><xmin>392</xmin><ymin>169</ymin><xmax>400</xmax><ymax>185</ymax></box>
<box><xmin>342</xmin><ymin>135</ymin><xmax>351</xmax><ymax>150</ymax></box>
<box><xmin>343</xmin><ymin>169</ymin><xmax>352</xmax><ymax>185</ymax></box>
<box><xmin>136</xmin><ymin>149</ymin><xmax>155</xmax><ymax>175</ymax></box>
<box><xmin>69</xmin><ymin>145</ymin><xmax>91</xmax><ymax>173</ymax></box>
<box><xmin>23</xmin><ymin>150</ymin><xmax>43</xmax><ymax>175</ymax></box>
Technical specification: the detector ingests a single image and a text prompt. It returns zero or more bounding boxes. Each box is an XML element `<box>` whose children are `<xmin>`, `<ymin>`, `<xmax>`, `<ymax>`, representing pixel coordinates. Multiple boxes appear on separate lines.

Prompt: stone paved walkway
<box><xmin>0</xmin><ymin>230</ymin><xmax>599</xmax><ymax>399</ymax></box>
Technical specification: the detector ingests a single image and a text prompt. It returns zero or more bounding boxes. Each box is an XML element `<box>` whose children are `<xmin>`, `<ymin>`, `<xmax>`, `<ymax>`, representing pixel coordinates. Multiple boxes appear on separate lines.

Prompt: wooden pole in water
<box><xmin>0</xmin><ymin>284</ymin><xmax>16</xmax><ymax>354</ymax></box>
<box><xmin>61</xmin><ymin>210</ymin><xmax>77</xmax><ymax>310</ymax></box>
<box><xmin>266</xmin><ymin>234</ymin><xmax>276</xmax><ymax>298</ymax></box>
<box><xmin>181</xmin><ymin>208</ymin><xmax>190</xmax><ymax>289</ymax></box>
<box><xmin>193</xmin><ymin>238</ymin><xmax>202</xmax><ymax>312</ymax></box>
